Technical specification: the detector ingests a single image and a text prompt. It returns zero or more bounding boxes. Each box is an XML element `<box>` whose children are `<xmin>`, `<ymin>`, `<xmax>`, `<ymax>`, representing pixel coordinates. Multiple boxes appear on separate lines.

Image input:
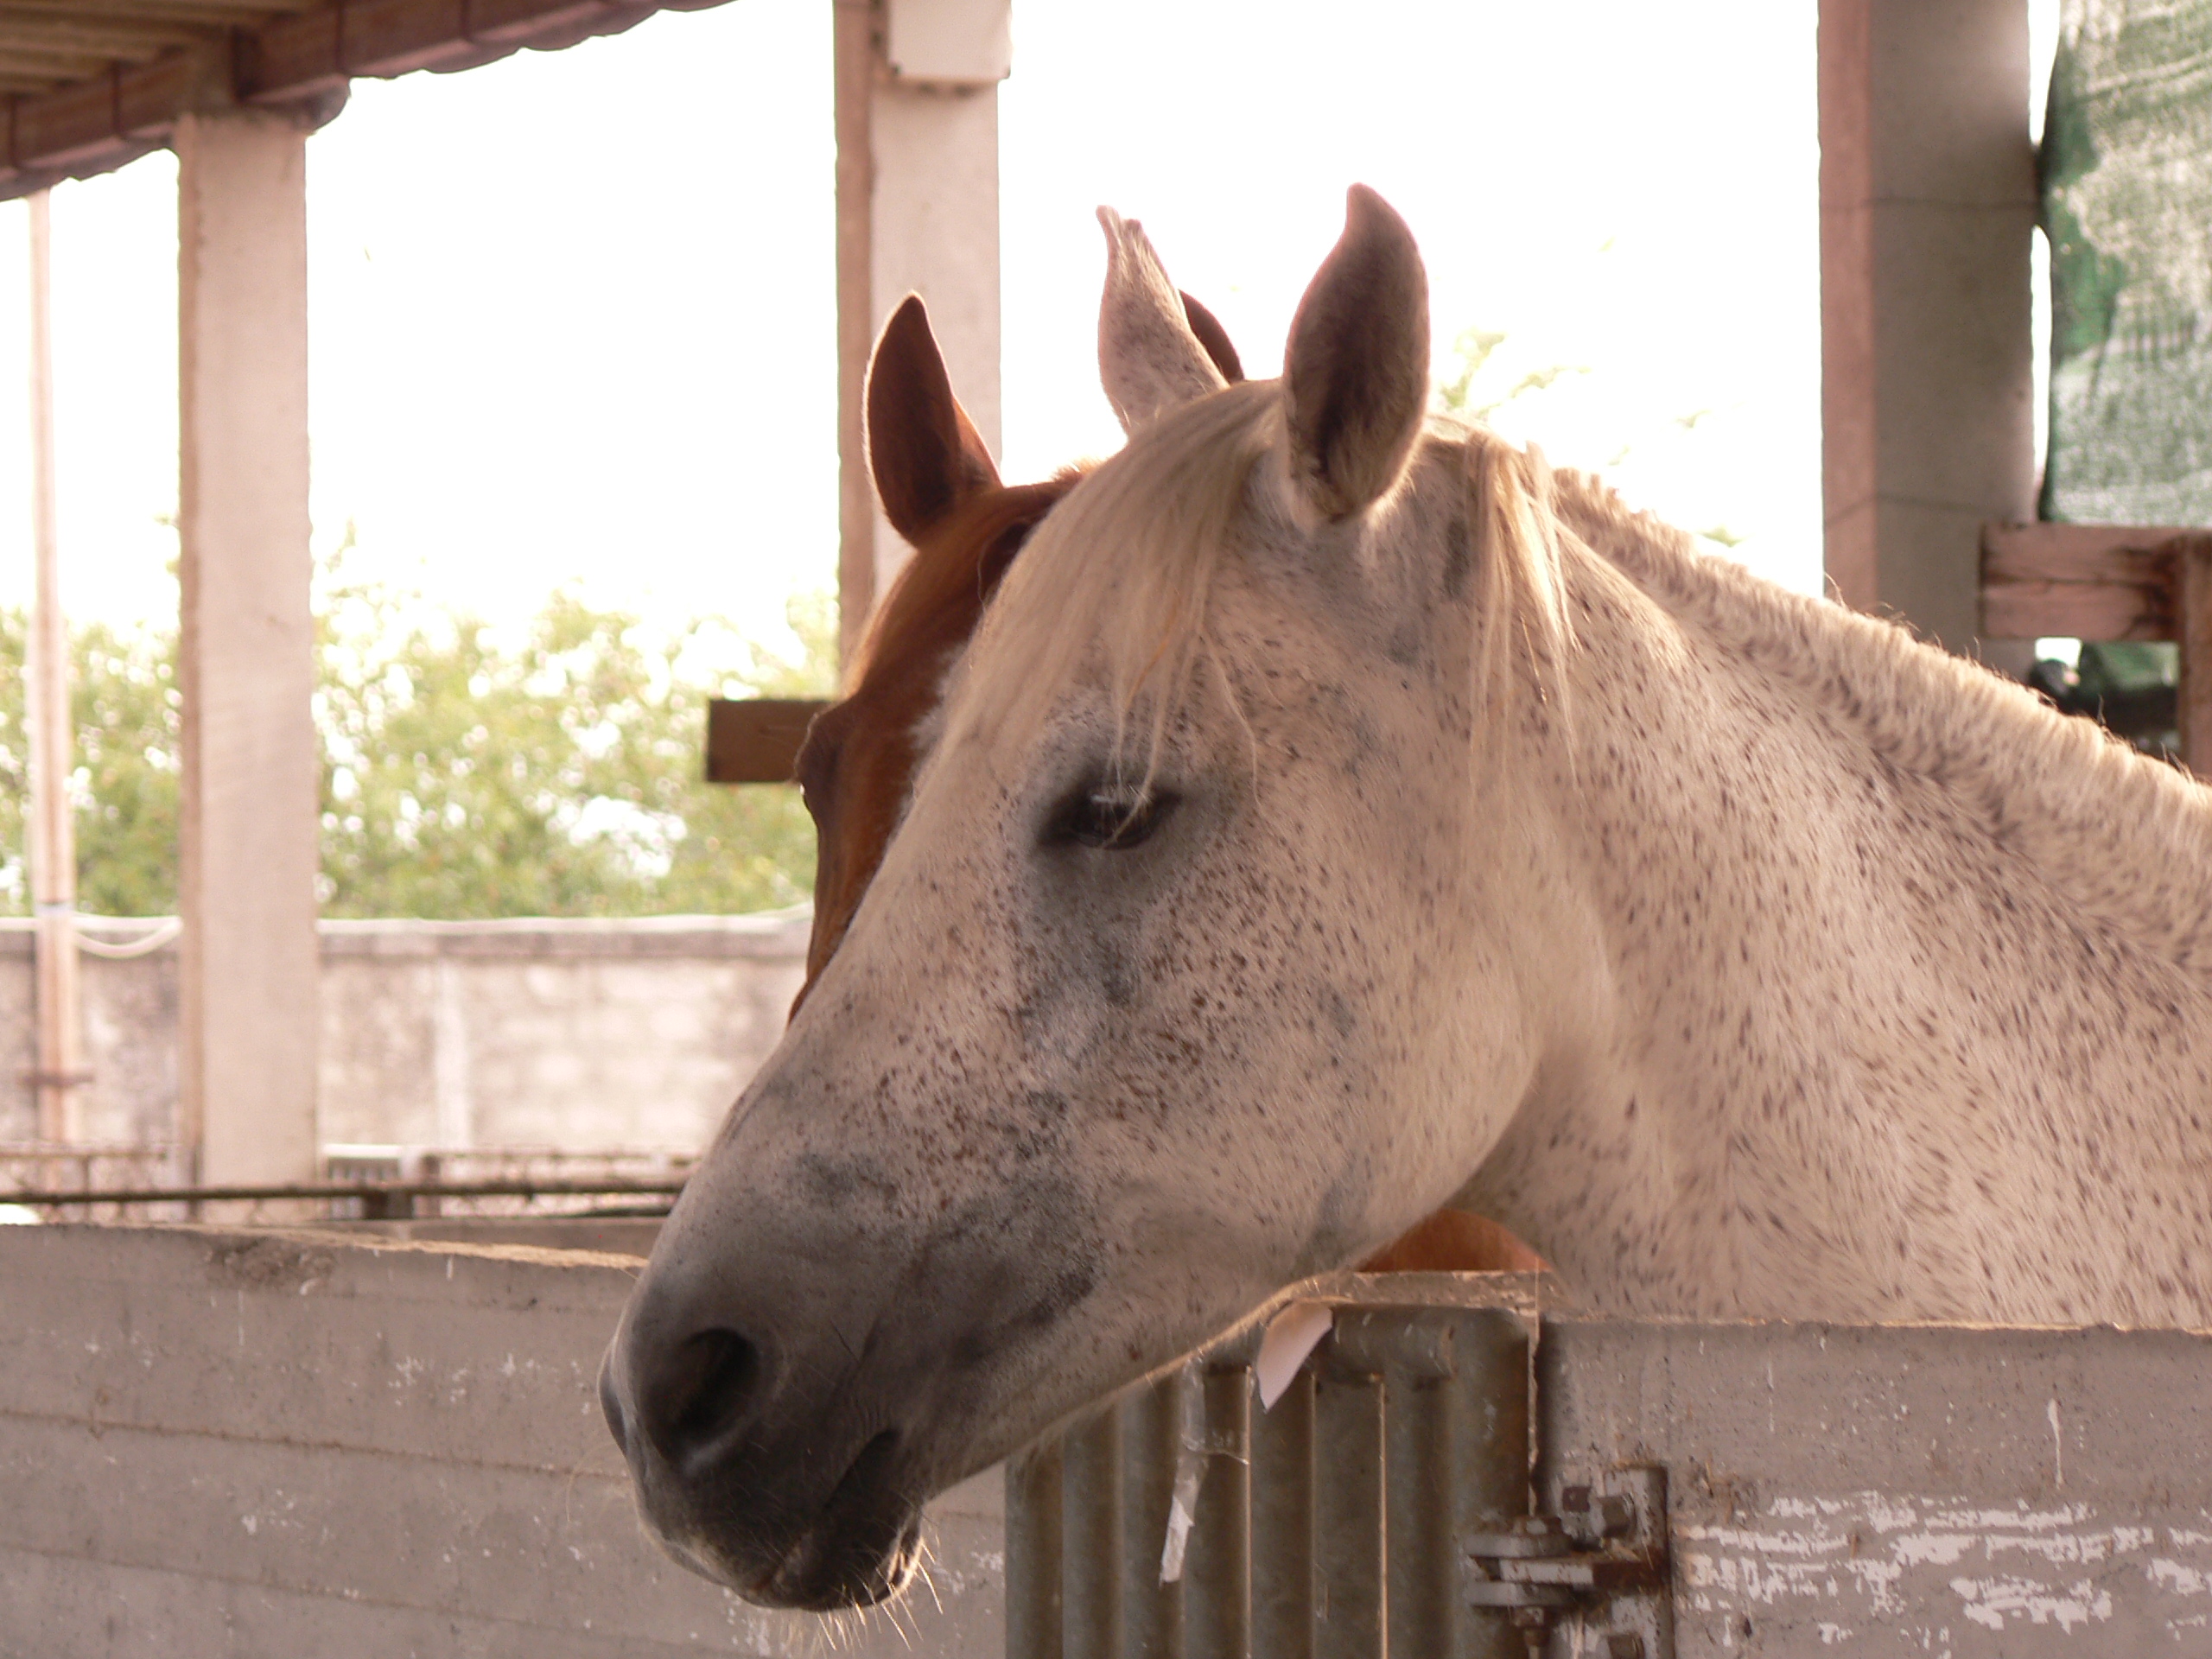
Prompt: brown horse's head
<box><xmin>790</xmin><ymin>289</ymin><xmax>1241</xmax><ymax>1010</ymax></box>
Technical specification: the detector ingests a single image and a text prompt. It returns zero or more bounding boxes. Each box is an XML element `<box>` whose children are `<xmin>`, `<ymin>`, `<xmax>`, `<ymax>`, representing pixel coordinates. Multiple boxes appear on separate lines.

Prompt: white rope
<box><xmin>72</xmin><ymin>918</ymin><xmax>181</xmax><ymax>959</ymax></box>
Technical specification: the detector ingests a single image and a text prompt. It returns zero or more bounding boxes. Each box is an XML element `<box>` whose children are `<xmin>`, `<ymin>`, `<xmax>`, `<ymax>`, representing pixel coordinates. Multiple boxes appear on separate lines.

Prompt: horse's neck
<box><xmin>1560</xmin><ymin>484</ymin><xmax>2212</xmax><ymax>976</ymax></box>
<box><xmin>1477</xmin><ymin>484</ymin><xmax>2212</xmax><ymax>1325</ymax></box>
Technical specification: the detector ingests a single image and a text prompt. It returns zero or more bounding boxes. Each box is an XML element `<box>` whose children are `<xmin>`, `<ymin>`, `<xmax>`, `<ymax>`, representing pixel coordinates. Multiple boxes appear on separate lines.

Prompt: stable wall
<box><xmin>0</xmin><ymin>912</ymin><xmax>809</xmax><ymax>1154</ymax></box>
<box><xmin>0</xmin><ymin>1222</ymin><xmax>1001</xmax><ymax>1657</ymax></box>
<box><xmin>13</xmin><ymin>1225</ymin><xmax>2212</xmax><ymax>1656</ymax></box>
<box><xmin>1541</xmin><ymin>1319</ymin><xmax>2212</xmax><ymax>1652</ymax></box>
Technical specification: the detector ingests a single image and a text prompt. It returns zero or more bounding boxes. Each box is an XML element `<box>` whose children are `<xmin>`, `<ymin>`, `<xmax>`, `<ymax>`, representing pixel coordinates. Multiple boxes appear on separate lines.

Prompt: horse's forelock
<box><xmin>945</xmin><ymin>383</ymin><xmax>1582</xmax><ymax>775</ymax></box>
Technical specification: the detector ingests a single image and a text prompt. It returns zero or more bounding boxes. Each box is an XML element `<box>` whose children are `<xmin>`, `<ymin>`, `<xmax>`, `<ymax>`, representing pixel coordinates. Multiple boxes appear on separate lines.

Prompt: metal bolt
<box><xmin>1559</xmin><ymin>1483</ymin><xmax>1592</xmax><ymax>1514</ymax></box>
<box><xmin>1595</xmin><ymin>1493</ymin><xmax>1637</xmax><ymax>1537</ymax></box>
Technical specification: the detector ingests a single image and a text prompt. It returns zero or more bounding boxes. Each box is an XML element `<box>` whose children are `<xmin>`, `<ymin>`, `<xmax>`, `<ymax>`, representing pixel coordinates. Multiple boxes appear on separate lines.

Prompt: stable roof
<box><xmin>0</xmin><ymin>0</ymin><xmax>721</xmax><ymax>194</ymax></box>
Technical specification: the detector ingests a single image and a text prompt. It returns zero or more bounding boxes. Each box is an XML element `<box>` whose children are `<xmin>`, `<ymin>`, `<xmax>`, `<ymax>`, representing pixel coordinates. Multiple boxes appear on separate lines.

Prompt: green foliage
<box><xmin>0</xmin><ymin>571</ymin><xmax>836</xmax><ymax>919</ymax></box>
<box><xmin>1433</xmin><ymin>326</ymin><xmax>1590</xmax><ymax>423</ymax></box>
<box><xmin>72</xmin><ymin>620</ymin><xmax>182</xmax><ymax>917</ymax></box>
<box><xmin>0</xmin><ymin>611</ymin><xmax>181</xmax><ymax>916</ymax></box>
<box><xmin>0</xmin><ymin>611</ymin><xmax>22</xmax><ymax>911</ymax></box>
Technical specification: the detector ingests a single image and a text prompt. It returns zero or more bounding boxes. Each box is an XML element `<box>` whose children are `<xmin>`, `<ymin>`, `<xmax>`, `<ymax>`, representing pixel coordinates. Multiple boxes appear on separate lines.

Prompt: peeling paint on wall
<box><xmin>1541</xmin><ymin>1319</ymin><xmax>2212</xmax><ymax>1657</ymax></box>
<box><xmin>1680</xmin><ymin>1493</ymin><xmax>2212</xmax><ymax>1646</ymax></box>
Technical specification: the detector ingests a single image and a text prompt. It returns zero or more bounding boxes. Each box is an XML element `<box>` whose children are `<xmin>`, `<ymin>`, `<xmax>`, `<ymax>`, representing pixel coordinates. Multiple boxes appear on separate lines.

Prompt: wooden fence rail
<box><xmin>1980</xmin><ymin>521</ymin><xmax>2212</xmax><ymax>771</ymax></box>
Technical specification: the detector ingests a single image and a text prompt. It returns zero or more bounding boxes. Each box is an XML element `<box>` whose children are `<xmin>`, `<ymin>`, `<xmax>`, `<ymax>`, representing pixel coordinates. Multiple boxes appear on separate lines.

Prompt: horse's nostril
<box><xmin>638</xmin><ymin>1326</ymin><xmax>764</xmax><ymax>1468</ymax></box>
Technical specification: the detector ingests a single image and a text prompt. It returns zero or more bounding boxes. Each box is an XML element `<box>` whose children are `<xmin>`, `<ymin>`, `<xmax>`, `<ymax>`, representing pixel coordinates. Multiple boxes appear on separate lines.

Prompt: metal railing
<box><xmin>0</xmin><ymin>1141</ymin><xmax>188</xmax><ymax>1217</ymax></box>
<box><xmin>0</xmin><ymin>1142</ymin><xmax>691</xmax><ymax>1224</ymax></box>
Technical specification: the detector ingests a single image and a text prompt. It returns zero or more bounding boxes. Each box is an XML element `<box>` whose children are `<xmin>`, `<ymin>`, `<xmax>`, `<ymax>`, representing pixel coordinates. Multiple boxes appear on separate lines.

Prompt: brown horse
<box><xmin>788</xmin><ymin>295</ymin><xmax>1078</xmax><ymax>1003</ymax></box>
<box><xmin>790</xmin><ymin>292</ymin><xmax>1541</xmax><ymax>1277</ymax></box>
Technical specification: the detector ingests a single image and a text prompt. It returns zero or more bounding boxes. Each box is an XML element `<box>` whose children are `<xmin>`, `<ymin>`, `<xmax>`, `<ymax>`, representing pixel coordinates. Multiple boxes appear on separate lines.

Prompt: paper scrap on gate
<box><xmin>1254</xmin><ymin>1300</ymin><xmax>1334</xmax><ymax>1410</ymax></box>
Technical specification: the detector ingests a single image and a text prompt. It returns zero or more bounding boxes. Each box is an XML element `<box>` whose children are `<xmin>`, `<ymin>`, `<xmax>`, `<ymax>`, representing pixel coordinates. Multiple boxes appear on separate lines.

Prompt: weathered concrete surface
<box><xmin>0</xmin><ymin>911</ymin><xmax>809</xmax><ymax>1154</ymax></box>
<box><xmin>315</xmin><ymin>915</ymin><xmax>807</xmax><ymax>1151</ymax></box>
<box><xmin>1540</xmin><ymin>1318</ymin><xmax>2212</xmax><ymax>1656</ymax></box>
<box><xmin>1819</xmin><ymin>0</ymin><xmax>2038</xmax><ymax>655</ymax></box>
<box><xmin>0</xmin><ymin>920</ymin><xmax>178</xmax><ymax>1147</ymax></box>
<box><xmin>0</xmin><ymin>1223</ymin><xmax>1002</xmax><ymax>1657</ymax></box>
<box><xmin>175</xmin><ymin>106</ymin><xmax>322</xmax><ymax>1185</ymax></box>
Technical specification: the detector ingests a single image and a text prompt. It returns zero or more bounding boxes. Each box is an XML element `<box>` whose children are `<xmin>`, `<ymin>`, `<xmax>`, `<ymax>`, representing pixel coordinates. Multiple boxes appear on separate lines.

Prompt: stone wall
<box><xmin>0</xmin><ymin>911</ymin><xmax>809</xmax><ymax>1154</ymax></box>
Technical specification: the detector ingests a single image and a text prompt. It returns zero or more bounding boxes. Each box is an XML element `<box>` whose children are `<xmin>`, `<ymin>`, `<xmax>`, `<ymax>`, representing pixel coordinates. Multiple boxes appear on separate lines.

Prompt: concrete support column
<box><xmin>834</xmin><ymin>0</ymin><xmax>1009</xmax><ymax>665</ymax></box>
<box><xmin>1820</xmin><ymin>0</ymin><xmax>2038</xmax><ymax>653</ymax></box>
<box><xmin>175</xmin><ymin>107</ymin><xmax>320</xmax><ymax>1185</ymax></box>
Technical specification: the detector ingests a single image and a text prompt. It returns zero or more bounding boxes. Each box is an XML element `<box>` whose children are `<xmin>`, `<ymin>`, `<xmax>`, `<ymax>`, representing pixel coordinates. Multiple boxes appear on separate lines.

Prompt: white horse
<box><xmin>601</xmin><ymin>187</ymin><xmax>2212</xmax><ymax>1611</ymax></box>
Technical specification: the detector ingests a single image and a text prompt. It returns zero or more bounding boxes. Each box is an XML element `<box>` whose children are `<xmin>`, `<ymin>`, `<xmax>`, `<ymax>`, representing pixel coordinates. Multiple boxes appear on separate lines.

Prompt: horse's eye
<box><xmin>1048</xmin><ymin>785</ymin><xmax>1177</xmax><ymax>850</ymax></box>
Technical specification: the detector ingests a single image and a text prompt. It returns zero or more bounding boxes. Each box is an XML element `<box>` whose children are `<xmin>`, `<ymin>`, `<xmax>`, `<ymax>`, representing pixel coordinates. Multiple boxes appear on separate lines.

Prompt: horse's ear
<box><xmin>1097</xmin><ymin>208</ymin><xmax>1230</xmax><ymax>432</ymax></box>
<box><xmin>868</xmin><ymin>294</ymin><xmax>1001</xmax><ymax>543</ymax></box>
<box><xmin>1283</xmin><ymin>185</ymin><xmax>1431</xmax><ymax>520</ymax></box>
<box><xmin>1179</xmin><ymin>290</ymin><xmax>1244</xmax><ymax>385</ymax></box>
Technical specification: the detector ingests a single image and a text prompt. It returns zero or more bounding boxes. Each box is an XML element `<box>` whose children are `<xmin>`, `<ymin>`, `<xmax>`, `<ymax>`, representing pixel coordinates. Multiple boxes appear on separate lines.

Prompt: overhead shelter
<box><xmin>13</xmin><ymin>0</ymin><xmax>1007</xmax><ymax>1185</ymax></box>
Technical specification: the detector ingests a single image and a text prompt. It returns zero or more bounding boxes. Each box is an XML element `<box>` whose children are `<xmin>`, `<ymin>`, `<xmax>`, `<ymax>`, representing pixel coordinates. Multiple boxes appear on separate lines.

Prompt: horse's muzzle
<box><xmin>597</xmin><ymin>1324</ymin><xmax>925</xmax><ymax>1610</ymax></box>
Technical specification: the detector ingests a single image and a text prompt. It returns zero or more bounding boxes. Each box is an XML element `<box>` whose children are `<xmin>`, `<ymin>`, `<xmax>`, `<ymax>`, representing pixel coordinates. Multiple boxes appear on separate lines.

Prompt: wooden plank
<box><xmin>705</xmin><ymin>697</ymin><xmax>827</xmax><ymax>785</ymax></box>
<box><xmin>0</xmin><ymin>16</ymin><xmax>206</xmax><ymax>56</ymax></box>
<box><xmin>1979</xmin><ymin>520</ymin><xmax>2201</xmax><ymax>640</ymax></box>
<box><xmin>2181</xmin><ymin>541</ymin><xmax>2212</xmax><ymax>776</ymax></box>
<box><xmin>0</xmin><ymin>41</ymin><xmax>123</xmax><ymax>73</ymax></box>
<box><xmin>0</xmin><ymin>48</ymin><xmax>207</xmax><ymax>183</ymax></box>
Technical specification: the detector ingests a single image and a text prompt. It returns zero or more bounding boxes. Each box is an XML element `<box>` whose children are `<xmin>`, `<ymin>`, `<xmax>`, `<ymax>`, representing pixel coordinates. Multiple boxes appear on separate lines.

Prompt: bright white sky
<box><xmin>0</xmin><ymin>0</ymin><xmax>1869</xmax><ymax>647</ymax></box>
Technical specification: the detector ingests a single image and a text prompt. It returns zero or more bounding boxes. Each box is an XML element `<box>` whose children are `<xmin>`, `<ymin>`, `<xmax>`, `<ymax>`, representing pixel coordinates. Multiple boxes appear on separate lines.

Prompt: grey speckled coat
<box><xmin>601</xmin><ymin>188</ymin><xmax>2212</xmax><ymax>1613</ymax></box>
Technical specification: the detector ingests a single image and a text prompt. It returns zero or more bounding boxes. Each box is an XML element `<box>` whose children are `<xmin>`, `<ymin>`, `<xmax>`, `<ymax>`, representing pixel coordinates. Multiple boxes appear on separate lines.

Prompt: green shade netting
<box><xmin>2044</xmin><ymin>0</ymin><xmax>2212</xmax><ymax>524</ymax></box>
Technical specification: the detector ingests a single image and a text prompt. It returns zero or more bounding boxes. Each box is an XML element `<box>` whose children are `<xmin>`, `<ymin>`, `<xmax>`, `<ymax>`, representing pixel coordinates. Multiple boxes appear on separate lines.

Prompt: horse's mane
<box><xmin>951</xmin><ymin>378</ymin><xmax>2212</xmax><ymax>980</ymax></box>
<box><xmin>950</xmin><ymin>380</ymin><xmax>1573</xmax><ymax>768</ymax></box>
<box><xmin>1549</xmin><ymin>468</ymin><xmax>2212</xmax><ymax>978</ymax></box>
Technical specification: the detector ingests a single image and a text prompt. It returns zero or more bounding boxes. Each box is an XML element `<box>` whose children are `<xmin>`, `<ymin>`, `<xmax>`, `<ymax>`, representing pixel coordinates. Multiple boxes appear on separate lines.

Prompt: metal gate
<box><xmin>1007</xmin><ymin>1275</ymin><xmax>2212</xmax><ymax>1658</ymax></box>
<box><xmin>1007</xmin><ymin>1276</ymin><xmax>1669</xmax><ymax>1659</ymax></box>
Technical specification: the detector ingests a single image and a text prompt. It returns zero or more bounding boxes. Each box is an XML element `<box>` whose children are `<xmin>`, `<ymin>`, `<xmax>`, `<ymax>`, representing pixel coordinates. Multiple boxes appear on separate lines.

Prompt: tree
<box><xmin>0</xmin><ymin>612</ymin><xmax>181</xmax><ymax>916</ymax></box>
<box><xmin>0</xmin><ymin>567</ymin><xmax>835</xmax><ymax>919</ymax></box>
<box><xmin>1434</xmin><ymin>325</ymin><xmax>1589</xmax><ymax>424</ymax></box>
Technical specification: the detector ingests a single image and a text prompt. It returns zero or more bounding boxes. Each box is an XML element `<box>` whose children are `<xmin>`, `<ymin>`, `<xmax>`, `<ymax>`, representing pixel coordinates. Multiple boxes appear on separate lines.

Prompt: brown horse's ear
<box><xmin>1179</xmin><ymin>291</ymin><xmax>1244</xmax><ymax>385</ymax></box>
<box><xmin>867</xmin><ymin>295</ymin><xmax>1001</xmax><ymax>543</ymax></box>
<box><xmin>1283</xmin><ymin>185</ymin><xmax>1430</xmax><ymax>520</ymax></box>
<box><xmin>1097</xmin><ymin>208</ymin><xmax>1230</xmax><ymax>432</ymax></box>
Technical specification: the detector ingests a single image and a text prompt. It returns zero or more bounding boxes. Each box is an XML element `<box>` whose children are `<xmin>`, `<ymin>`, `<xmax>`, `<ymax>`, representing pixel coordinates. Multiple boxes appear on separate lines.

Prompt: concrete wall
<box><xmin>14</xmin><ymin>1229</ymin><xmax>2212</xmax><ymax>1657</ymax></box>
<box><xmin>0</xmin><ymin>912</ymin><xmax>809</xmax><ymax>1154</ymax></box>
<box><xmin>0</xmin><ymin>1221</ymin><xmax>1003</xmax><ymax>1658</ymax></box>
<box><xmin>1541</xmin><ymin>1318</ymin><xmax>2212</xmax><ymax>1655</ymax></box>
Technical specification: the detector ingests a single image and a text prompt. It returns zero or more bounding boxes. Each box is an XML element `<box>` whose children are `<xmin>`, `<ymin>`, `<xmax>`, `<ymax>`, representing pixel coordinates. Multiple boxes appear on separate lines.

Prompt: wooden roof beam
<box><xmin>241</xmin><ymin>0</ymin><xmax>723</xmax><ymax>95</ymax></box>
<box><xmin>0</xmin><ymin>0</ymin><xmax>734</xmax><ymax>197</ymax></box>
<box><xmin>0</xmin><ymin>15</ymin><xmax>213</xmax><ymax>56</ymax></box>
<box><xmin>0</xmin><ymin>0</ymin><xmax>298</xmax><ymax>23</ymax></box>
<box><xmin>0</xmin><ymin>41</ymin><xmax>132</xmax><ymax>74</ymax></box>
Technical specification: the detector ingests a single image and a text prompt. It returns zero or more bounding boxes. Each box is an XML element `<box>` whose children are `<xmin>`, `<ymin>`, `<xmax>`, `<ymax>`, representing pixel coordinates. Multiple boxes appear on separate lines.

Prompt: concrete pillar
<box><xmin>1820</xmin><ymin>0</ymin><xmax>2038</xmax><ymax>653</ymax></box>
<box><xmin>26</xmin><ymin>188</ymin><xmax>85</xmax><ymax>1143</ymax></box>
<box><xmin>175</xmin><ymin>108</ymin><xmax>320</xmax><ymax>1185</ymax></box>
<box><xmin>835</xmin><ymin>0</ymin><xmax>1009</xmax><ymax>665</ymax></box>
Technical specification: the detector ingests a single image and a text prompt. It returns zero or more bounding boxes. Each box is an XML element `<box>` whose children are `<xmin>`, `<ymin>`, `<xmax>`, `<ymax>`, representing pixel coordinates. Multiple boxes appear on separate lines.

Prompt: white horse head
<box><xmin>602</xmin><ymin>186</ymin><xmax>2212</xmax><ymax>1611</ymax></box>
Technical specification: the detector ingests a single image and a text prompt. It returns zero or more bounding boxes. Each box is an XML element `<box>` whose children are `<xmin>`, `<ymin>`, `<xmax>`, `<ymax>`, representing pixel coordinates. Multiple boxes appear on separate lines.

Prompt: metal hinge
<box><xmin>1464</xmin><ymin>1464</ymin><xmax>1672</xmax><ymax>1657</ymax></box>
